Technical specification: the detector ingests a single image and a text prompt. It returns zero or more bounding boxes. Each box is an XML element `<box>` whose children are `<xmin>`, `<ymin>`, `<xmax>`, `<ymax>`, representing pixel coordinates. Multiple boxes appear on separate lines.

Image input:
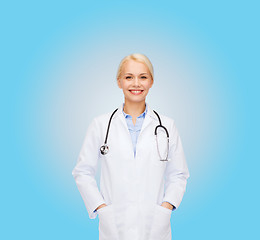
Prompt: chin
<box><xmin>124</xmin><ymin>92</ymin><xmax>148</xmax><ymax>103</ymax></box>
<box><xmin>126</xmin><ymin>98</ymin><xmax>146</xmax><ymax>104</ymax></box>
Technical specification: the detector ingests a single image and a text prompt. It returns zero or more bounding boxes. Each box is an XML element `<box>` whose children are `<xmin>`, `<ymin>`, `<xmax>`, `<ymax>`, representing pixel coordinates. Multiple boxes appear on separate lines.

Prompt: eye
<box><xmin>141</xmin><ymin>76</ymin><xmax>147</xmax><ymax>79</ymax></box>
<box><xmin>126</xmin><ymin>76</ymin><xmax>132</xmax><ymax>79</ymax></box>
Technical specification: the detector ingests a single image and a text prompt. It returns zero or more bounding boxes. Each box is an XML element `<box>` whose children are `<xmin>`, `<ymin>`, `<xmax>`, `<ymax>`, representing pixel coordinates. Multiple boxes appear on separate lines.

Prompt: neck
<box><xmin>123</xmin><ymin>100</ymin><xmax>146</xmax><ymax>118</ymax></box>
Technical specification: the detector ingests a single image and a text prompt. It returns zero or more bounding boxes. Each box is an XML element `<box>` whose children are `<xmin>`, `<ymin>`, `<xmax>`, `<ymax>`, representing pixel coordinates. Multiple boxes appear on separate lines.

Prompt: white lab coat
<box><xmin>72</xmin><ymin>102</ymin><xmax>189</xmax><ymax>240</ymax></box>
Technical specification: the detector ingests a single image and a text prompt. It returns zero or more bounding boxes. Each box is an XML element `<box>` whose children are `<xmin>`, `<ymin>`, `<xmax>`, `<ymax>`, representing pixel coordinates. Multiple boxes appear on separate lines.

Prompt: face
<box><xmin>117</xmin><ymin>59</ymin><xmax>153</xmax><ymax>104</ymax></box>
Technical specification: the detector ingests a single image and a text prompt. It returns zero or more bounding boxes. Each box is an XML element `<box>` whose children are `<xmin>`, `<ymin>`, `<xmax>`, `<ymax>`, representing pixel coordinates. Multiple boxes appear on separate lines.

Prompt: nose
<box><xmin>133</xmin><ymin>76</ymin><xmax>140</xmax><ymax>86</ymax></box>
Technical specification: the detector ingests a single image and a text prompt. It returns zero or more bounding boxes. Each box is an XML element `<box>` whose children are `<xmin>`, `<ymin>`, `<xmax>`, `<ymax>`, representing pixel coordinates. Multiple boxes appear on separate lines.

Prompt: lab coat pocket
<box><xmin>149</xmin><ymin>204</ymin><xmax>172</xmax><ymax>240</ymax></box>
<box><xmin>97</xmin><ymin>204</ymin><xmax>119</xmax><ymax>240</ymax></box>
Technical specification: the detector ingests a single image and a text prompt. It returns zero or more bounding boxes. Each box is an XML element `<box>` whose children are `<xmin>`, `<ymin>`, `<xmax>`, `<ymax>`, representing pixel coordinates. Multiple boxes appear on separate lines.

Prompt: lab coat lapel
<box><xmin>114</xmin><ymin>103</ymin><xmax>130</xmax><ymax>135</ymax></box>
<box><xmin>139</xmin><ymin>103</ymin><xmax>157</xmax><ymax>136</ymax></box>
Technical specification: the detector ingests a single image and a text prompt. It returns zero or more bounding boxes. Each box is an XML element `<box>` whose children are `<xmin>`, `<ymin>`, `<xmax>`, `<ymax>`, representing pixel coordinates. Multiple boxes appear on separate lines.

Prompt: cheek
<box><xmin>122</xmin><ymin>82</ymin><xmax>130</xmax><ymax>90</ymax></box>
<box><xmin>143</xmin><ymin>82</ymin><xmax>152</xmax><ymax>90</ymax></box>
<box><xmin>118</xmin><ymin>81</ymin><xmax>124</xmax><ymax>89</ymax></box>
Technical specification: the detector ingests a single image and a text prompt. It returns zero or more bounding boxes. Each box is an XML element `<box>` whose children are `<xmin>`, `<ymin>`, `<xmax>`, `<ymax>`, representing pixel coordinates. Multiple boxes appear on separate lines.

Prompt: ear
<box><xmin>150</xmin><ymin>78</ymin><xmax>154</xmax><ymax>88</ymax></box>
<box><xmin>117</xmin><ymin>78</ymin><xmax>122</xmax><ymax>89</ymax></box>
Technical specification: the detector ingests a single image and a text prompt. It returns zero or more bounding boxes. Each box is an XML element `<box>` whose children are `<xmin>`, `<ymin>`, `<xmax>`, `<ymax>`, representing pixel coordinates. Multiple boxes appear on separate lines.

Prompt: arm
<box><xmin>162</xmin><ymin>120</ymin><xmax>190</xmax><ymax>210</ymax></box>
<box><xmin>72</xmin><ymin>118</ymin><xmax>106</xmax><ymax>219</ymax></box>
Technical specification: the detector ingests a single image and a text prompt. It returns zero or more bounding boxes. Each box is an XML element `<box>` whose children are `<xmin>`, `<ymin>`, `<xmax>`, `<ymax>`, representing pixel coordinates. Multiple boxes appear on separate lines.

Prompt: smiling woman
<box><xmin>72</xmin><ymin>53</ymin><xmax>190</xmax><ymax>240</ymax></box>
<box><xmin>117</xmin><ymin>56</ymin><xmax>154</xmax><ymax>120</ymax></box>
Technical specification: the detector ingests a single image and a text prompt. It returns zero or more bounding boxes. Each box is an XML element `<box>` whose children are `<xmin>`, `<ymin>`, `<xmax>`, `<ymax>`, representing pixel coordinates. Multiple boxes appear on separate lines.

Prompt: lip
<box><xmin>129</xmin><ymin>90</ymin><xmax>144</xmax><ymax>95</ymax></box>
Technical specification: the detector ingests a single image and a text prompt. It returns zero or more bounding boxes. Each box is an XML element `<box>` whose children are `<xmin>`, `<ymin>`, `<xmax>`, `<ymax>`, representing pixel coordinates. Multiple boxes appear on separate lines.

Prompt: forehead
<box><xmin>122</xmin><ymin>59</ymin><xmax>149</xmax><ymax>74</ymax></box>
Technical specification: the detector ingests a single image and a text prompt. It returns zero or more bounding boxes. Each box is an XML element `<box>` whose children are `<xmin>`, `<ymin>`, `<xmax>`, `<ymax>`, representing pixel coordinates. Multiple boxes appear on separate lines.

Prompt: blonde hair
<box><xmin>116</xmin><ymin>53</ymin><xmax>154</xmax><ymax>81</ymax></box>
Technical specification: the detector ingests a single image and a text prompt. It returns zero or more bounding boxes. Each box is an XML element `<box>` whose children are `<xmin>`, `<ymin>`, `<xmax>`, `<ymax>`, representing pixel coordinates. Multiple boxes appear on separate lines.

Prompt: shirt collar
<box><xmin>122</xmin><ymin>103</ymin><xmax>147</xmax><ymax>119</ymax></box>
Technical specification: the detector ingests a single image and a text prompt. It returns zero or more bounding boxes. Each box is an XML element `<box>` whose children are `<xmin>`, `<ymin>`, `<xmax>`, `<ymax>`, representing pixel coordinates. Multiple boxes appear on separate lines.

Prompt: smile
<box><xmin>129</xmin><ymin>90</ymin><xmax>143</xmax><ymax>95</ymax></box>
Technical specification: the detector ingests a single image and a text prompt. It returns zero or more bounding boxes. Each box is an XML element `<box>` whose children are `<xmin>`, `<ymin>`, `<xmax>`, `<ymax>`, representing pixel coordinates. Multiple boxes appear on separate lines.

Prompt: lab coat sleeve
<box><xmin>162</xmin><ymin>120</ymin><xmax>190</xmax><ymax>210</ymax></box>
<box><xmin>72</xmin><ymin>117</ymin><xmax>105</xmax><ymax>219</ymax></box>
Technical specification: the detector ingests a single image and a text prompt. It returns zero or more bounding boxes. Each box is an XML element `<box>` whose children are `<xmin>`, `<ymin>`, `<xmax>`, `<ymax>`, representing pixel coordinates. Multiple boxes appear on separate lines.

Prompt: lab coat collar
<box><xmin>113</xmin><ymin>102</ymin><xmax>158</xmax><ymax>120</ymax></box>
<box><xmin>113</xmin><ymin>102</ymin><xmax>158</xmax><ymax>136</ymax></box>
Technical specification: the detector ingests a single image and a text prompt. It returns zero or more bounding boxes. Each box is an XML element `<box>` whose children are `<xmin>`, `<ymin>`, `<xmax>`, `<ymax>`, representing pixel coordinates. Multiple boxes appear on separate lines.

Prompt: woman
<box><xmin>72</xmin><ymin>53</ymin><xmax>190</xmax><ymax>240</ymax></box>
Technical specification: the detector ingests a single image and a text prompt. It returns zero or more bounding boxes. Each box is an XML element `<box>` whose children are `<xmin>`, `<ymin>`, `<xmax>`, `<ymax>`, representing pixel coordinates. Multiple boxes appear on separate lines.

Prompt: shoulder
<box><xmin>151</xmin><ymin>109</ymin><xmax>175</xmax><ymax>127</ymax></box>
<box><xmin>93</xmin><ymin>108</ymin><xmax>119</xmax><ymax>126</ymax></box>
<box><xmin>94</xmin><ymin>112</ymin><xmax>111</xmax><ymax>122</ymax></box>
<box><xmin>160</xmin><ymin>113</ymin><xmax>175</xmax><ymax>125</ymax></box>
<box><xmin>147</xmin><ymin>103</ymin><xmax>174</xmax><ymax>125</ymax></box>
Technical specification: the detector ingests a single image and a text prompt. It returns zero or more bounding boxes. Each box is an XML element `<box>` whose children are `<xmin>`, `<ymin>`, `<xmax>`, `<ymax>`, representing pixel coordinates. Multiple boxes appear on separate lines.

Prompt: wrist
<box><xmin>96</xmin><ymin>203</ymin><xmax>107</xmax><ymax>211</ymax></box>
<box><xmin>161</xmin><ymin>201</ymin><xmax>175</xmax><ymax>210</ymax></box>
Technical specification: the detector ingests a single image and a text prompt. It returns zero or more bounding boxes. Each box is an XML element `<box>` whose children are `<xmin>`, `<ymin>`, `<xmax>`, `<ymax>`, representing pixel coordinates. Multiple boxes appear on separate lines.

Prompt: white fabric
<box><xmin>72</xmin><ymin>102</ymin><xmax>190</xmax><ymax>240</ymax></box>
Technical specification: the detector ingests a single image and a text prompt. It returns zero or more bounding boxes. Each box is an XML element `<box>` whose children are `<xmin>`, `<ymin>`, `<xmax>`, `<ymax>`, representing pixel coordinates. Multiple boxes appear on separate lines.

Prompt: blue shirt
<box><xmin>122</xmin><ymin>103</ymin><xmax>147</xmax><ymax>157</ymax></box>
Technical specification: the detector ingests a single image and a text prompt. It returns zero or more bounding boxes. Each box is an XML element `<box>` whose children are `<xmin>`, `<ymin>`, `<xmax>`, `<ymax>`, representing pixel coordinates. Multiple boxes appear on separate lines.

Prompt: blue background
<box><xmin>1</xmin><ymin>0</ymin><xmax>259</xmax><ymax>239</ymax></box>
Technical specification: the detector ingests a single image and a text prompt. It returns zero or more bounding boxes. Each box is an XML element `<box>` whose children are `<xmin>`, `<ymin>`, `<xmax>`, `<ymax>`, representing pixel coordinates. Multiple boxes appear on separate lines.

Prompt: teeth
<box><xmin>131</xmin><ymin>90</ymin><xmax>142</xmax><ymax>93</ymax></box>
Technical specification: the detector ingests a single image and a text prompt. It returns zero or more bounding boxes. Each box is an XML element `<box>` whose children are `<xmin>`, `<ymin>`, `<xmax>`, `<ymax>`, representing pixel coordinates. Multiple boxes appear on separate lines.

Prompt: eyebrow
<box><xmin>124</xmin><ymin>73</ymin><xmax>149</xmax><ymax>75</ymax></box>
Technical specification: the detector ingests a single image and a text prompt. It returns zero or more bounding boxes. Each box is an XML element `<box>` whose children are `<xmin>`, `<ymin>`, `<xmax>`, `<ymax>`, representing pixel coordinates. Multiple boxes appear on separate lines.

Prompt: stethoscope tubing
<box><xmin>104</xmin><ymin>108</ymin><xmax>119</xmax><ymax>145</ymax></box>
<box><xmin>100</xmin><ymin>108</ymin><xmax>169</xmax><ymax>160</ymax></box>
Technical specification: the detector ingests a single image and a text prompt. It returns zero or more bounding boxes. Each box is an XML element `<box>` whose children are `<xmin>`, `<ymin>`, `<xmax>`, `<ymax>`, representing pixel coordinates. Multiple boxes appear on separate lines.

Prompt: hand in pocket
<box><xmin>149</xmin><ymin>204</ymin><xmax>172</xmax><ymax>240</ymax></box>
<box><xmin>98</xmin><ymin>205</ymin><xmax>120</xmax><ymax>240</ymax></box>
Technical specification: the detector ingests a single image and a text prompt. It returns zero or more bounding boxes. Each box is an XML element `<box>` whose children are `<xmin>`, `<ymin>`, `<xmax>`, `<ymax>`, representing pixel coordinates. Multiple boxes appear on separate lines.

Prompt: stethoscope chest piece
<box><xmin>100</xmin><ymin>144</ymin><xmax>109</xmax><ymax>155</ymax></box>
<box><xmin>99</xmin><ymin>108</ymin><xmax>119</xmax><ymax>156</ymax></box>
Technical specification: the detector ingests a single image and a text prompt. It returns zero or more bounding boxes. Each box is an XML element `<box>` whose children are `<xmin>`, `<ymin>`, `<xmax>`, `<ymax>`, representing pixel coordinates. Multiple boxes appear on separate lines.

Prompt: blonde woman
<box><xmin>72</xmin><ymin>53</ymin><xmax>189</xmax><ymax>240</ymax></box>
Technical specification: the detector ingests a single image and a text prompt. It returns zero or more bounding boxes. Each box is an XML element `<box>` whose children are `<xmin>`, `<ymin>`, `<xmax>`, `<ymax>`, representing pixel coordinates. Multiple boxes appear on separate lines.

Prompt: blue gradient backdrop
<box><xmin>1</xmin><ymin>0</ymin><xmax>259</xmax><ymax>239</ymax></box>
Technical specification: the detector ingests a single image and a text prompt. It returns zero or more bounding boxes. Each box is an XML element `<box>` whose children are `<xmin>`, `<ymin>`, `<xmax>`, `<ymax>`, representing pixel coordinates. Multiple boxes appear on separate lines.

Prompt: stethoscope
<box><xmin>100</xmin><ymin>108</ymin><xmax>170</xmax><ymax>161</ymax></box>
